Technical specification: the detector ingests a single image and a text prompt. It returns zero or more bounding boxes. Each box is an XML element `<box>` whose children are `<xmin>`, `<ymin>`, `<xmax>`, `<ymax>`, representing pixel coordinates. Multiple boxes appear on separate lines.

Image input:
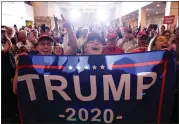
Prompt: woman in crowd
<box><xmin>148</xmin><ymin>35</ymin><xmax>170</xmax><ymax>51</ymax></box>
<box><xmin>53</xmin><ymin>43</ymin><xmax>64</xmax><ymax>55</ymax></box>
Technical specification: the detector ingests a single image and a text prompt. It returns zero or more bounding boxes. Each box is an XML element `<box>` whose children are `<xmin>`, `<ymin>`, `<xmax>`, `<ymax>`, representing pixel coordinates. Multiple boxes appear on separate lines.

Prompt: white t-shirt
<box><xmin>16</xmin><ymin>40</ymin><xmax>32</xmax><ymax>51</ymax></box>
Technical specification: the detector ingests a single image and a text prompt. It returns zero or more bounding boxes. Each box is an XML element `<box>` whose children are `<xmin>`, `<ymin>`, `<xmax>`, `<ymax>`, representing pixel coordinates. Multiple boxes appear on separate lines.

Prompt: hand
<box><xmin>15</xmin><ymin>53</ymin><xmax>28</xmax><ymax>68</ymax></box>
<box><xmin>29</xmin><ymin>37</ymin><xmax>37</xmax><ymax>44</ymax></box>
<box><xmin>14</xmin><ymin>54</ymin><xmax>19</xmax><ymax>68</ymax></box>
<box><xmin>3</xmin><ymin>37</ymin><xmax>11</xmax><ymax>53</ymax></box>
<box><xmin>54</xmin><ymin>15</ymin><xmax>58</xmax><ymax>22</ymax></box>
<box><xmin>61</xmin><ymin>14</ymin><xmax>71</xmax><ymax>30</ymax></box>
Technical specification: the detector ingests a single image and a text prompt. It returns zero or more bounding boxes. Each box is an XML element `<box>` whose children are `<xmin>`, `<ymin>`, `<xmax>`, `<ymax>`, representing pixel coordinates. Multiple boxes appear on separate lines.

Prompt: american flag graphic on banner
<box><xmin>17</xmin><ymin>51</ymin><xmax>176</xmax><ymax>124</ymax></box>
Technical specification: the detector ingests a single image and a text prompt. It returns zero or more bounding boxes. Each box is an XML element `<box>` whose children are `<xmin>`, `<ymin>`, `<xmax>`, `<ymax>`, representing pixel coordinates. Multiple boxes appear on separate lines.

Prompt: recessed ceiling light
<box><xmin>157</xmin><ymin>4</ymin><xmax>160</xmax><ymax>7</ymax></box>
<box><xmin>156</xmin><ymin>12</ymin><xmax>158</xmax><ymax>14</ymax></box>
<box><xmin>38</xmin><ymin>18</ymin><xmax>40</xmax><ymax>19</ymax></box>
<box><xmin>146</xmin><ymin>8</ymin><xmax>148</xmax><ymax>11</ymax></box>
<box><xmin>128</xmin><ymin>16</ymin><xmax>129</xmax><ymax>17</ymax></box>
<box><xmin>124</xmin><ymin>17</ymin><xmax>126</xmax><ymax>18</ymax></box>
<box><xmin>148</xmin><ymin>14</ymin><xmax>150</xmax><ymax>16</ymax></box>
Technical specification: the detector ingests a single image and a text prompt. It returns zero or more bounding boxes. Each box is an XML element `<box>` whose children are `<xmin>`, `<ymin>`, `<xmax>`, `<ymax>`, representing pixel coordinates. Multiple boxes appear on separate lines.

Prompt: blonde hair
<box><xmin>54</xmin><ymin>43</ymin><xmax>64</xmax><ymax>54</ymax></box>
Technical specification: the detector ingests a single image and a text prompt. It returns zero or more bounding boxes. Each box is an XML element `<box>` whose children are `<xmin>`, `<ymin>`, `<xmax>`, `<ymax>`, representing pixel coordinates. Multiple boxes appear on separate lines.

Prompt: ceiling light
<box><xmin>124</xmin><ymin>17</ymin><xmax>126</xmax><ymax>18</ymax></box>
<box><xmin>156</xmin><ymin>12</ymin><xmax>158</xmax><ymax>14</ymax></box>
<box><xmin>70</xmin><ymin>9</ymin><xmax>81</xmax><ymax>21</ymax></box>
<box><xmin>148</xmin><ymin>14</ymin><xmax>150</xmax><ymax>16</ymax></box>
<box><xmin>128</xmin><ymin>16</ymin><xmax>129</xmax><ymax>17</ymax></box>
<box><xmin>97</xmin><ymin>9</ymin><xmax>109</xmax><ymax>21</ymax></box>
<box><xmin>157</xmin><ymin>4</ymin><xmax>160</xmax><ymax>7</ymax></box>
<box><xmin>146</xmin><ymin>8</ymin><xmax>148</xmax><ymax>11</ymax></box>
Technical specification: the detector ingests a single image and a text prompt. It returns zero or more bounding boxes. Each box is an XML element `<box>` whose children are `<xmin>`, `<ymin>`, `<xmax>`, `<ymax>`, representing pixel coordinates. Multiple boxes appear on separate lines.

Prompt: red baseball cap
<box><xmin>106</xmin><ymin>32</ymin><xmax>117</xmax><ymax>40</ymax></box>
<box><xmin>38</xmin><ymin>34</ymin><xmax>53</xmax><ymax>42</ymax></box>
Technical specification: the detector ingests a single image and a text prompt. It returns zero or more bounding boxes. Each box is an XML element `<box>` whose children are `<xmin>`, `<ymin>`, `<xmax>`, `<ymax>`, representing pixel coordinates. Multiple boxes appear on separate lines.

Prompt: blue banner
<box><xmin>17</xmin><ymin>51</ymin><xmax>176</xmax><ymax>124</ymax></box>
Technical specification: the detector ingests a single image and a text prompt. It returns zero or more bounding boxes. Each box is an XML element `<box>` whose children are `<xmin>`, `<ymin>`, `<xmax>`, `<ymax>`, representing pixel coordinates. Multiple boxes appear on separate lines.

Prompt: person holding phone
<box><xmin>59</xmin><ymin>14</ymin><xmax>78</xmax><ymax>55</ymax></box>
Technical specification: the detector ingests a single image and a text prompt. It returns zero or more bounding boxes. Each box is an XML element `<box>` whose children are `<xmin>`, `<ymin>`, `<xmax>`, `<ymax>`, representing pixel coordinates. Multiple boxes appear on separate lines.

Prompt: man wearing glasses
<box><xmin>37</xmin><ymin>35</ymin><xmax>54</xmax><ymax>55</ymax></box>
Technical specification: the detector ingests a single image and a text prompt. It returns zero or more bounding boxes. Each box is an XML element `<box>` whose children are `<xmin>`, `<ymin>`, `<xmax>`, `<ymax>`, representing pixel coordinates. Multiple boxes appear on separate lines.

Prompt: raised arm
<box><xmin>61</xmin><ymin>15</ymin><xmax>78</xmax><ymax>55</ymax></box>
<box><xmin>12</xmin><ymin>55</ymin><xmax>19</xmax><ymax>95</ymax></box>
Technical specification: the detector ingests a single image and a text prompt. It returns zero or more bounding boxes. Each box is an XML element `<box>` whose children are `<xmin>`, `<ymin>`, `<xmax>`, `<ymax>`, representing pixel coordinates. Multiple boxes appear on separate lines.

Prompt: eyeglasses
<box><xmin>39</xmin><ymin>42</ymin><xmax>52</xmax><ymax>46</ymax></box>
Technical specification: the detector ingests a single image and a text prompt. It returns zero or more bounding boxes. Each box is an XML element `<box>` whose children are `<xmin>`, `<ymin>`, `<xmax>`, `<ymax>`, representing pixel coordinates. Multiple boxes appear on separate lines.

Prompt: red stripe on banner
<box><xmin>157</xmin><ymin>60</ymin><xmax>168</xmax><ymax>124</ymax></box>
<box><xmin>111</xmin><ymin>60</ymin><xmax>164</xmax><ymax>68</ymax></box>
<box><xmin>18</xmin><ymin>65</ymin><xmax>64</xmax><ymax>70</ymax></box>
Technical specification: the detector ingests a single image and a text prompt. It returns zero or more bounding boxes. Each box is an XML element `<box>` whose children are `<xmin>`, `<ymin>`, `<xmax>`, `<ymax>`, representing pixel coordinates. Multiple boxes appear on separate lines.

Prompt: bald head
<box><xmin>18</xmin><ymin>30</ymin><xmax>27</xmax><ymax>43</ymax></box>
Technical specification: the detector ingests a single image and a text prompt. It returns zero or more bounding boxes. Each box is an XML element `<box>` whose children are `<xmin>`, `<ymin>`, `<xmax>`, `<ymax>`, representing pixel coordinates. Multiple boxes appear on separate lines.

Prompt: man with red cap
<box><xmin>37</xmin><ymin>34</ymin><xmax>54</xmax><ymax>55</ymax></box>
<box><xmin>13</xmin><ymin>14</ymin><xmax>78</xmax><ymax>95</ymax></box>
<box><xmin>103</xmin><ymin>32</ymin><xmax>124</xmax><ymax>54</ymax></box>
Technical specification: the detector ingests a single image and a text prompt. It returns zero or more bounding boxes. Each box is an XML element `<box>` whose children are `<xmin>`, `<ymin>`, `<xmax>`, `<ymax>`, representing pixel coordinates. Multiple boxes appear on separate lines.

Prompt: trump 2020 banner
<box><xmin>17</xmin><ymin>51</ymin><xmax>176</xmax><ymax>124</ymax></box>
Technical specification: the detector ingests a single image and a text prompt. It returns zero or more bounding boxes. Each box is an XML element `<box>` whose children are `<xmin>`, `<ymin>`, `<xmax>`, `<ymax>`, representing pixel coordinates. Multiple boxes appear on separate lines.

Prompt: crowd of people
<box><xmin>1</xmin><ymin>14</ymin><xmax>179</xmax><ymax>123</ymax></box>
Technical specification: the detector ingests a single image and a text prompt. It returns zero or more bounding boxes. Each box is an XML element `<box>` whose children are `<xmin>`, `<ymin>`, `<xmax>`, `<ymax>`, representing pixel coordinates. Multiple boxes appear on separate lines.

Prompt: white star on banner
<box><xmin>84</xmin><ymin>65</ymin><xmax>89</xmax><ymax>70</ymax></box>
<box><xmin>68</xmin><ymin>65</ymin><xmax>73</xmax><ymax>70</ymax></box>
<box><xmin>100</xmin><ymin>65</ymin><xmax>105</xmax><ymax>69</ymax></box>
<box><xmin>76</xmin><ymin>65</ymin><xmax>81</xmax><ymax>70</ymax></box>
<box><xmin>92</xmin><ymin>65</ymin><xmax>97</xmax><ymax>70</ymax></box>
